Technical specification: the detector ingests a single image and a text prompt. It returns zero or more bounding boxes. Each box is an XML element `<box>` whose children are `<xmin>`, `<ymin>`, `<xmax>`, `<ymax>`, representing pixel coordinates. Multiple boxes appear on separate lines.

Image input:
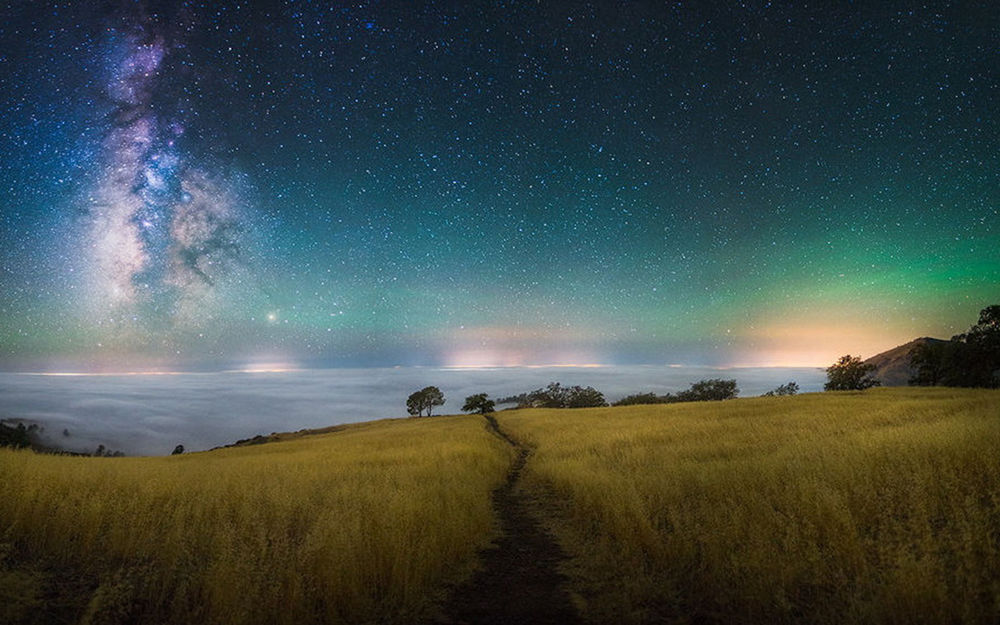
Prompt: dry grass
<box><xmin>0</xmin><ymin>414</ymin><xmax>513</xmax><ymax>625</ymax></box>
<box><xmin>498</xmin><ymin>387</ymin><xmax>1000</xmax><ymax>624</ymax></box>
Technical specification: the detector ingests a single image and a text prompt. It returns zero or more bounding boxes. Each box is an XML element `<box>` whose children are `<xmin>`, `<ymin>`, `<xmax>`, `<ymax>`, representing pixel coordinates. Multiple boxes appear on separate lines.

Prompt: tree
<box><xmin>406</xmin><ymin>386</ymin><xmax>446</xmax><ymax>417</ymax></box>
<box><xmin>952</xmin><ymin>305</ymin><xmax>1000</xmax><ymax>388</ymax></box>
<box><xmin>0</xmin><ymin>422</ymin><xmax>36</xmax><ymax>449</ymax></box>
<box><xmin>824</xmin><ymin>355</ymin><xmax>879</xmax><ymax>391</ymax></box>
<box><xmin>613</xmin><ymin>392</ymin><xmax>666</xmax><ymax>407</ymax></box>
<box><xmin>908</xmin><ymin>341</ymin><xmax>954</xmax><ymax>386</ymax></box>
<box><xmin>612</xmin><ymin>380</ymin><xmax>740</xmax><ymax>406</ymax></box>
<box><xmin>523</xmin><ymin>382</ymin><xmax>570</xmax><ymax>408</ymax></box>
<box><xmin>564</xmin><ymin>385</ymin><xmax>607</xmax><ymax>408</ymax></box>
<box><xmin>676</xmin><ymin>378</ymin><xmax>739</xmax><ymax>401</ymax></box>
<box><xmin>519</xmin><ymin>382</ymin><xmax>607</xmax><ymax>408</ymax></box>
<box><xmin>172</xmin><ymin>444</ymin><xmax>185</xmax><ymax>455</ymax></box>
<box><xmin>462</xmin><ymin>393</ymin><xmax>496</xmax><ymax>415</ymax></box>
<box><xmin>421</xmin><ymin>386</ymin><xmax>445</xmax><ymax>416</ymax></box>
<box><xmin>762</xmin><ymin>381</ymin><xmax>799</xmax><ymax>397</ymax></box>
<box><xmin>907</xmin><ymin>305</ymin><xmax>1000</xmax><ymax>388</ymax></box>
<box><xmin>406</xmin><ymin>392</ymin><xmax>423</xmax><ymax>416</ymax></box>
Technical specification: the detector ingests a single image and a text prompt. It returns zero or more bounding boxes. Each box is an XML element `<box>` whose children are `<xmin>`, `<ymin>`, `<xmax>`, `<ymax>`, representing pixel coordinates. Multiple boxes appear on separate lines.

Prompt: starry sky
<box><xmin>0</xmin><ymin>1</ymin><xmax>997</xmax><ymax>372</ymax></box>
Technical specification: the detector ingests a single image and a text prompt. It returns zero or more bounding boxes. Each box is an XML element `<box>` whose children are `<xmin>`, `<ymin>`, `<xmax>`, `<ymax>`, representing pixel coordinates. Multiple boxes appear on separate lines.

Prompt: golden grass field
<box><xmin>498</xmin><ymin>387</ymin><xmax>1000</xmax><ymax>624</ymax></box>
<box><xmin>0</xmin><ymin>415</ymin><xmax>514</xmax><ymax>625</ymax></box>
<box><xmin>1</xmin><ymin>387</ymin><xmax>998</xmax><ymax>624</ymax></box>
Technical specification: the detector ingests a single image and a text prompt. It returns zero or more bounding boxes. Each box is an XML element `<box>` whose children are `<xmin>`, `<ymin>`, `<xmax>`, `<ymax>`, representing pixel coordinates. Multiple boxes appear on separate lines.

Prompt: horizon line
<box><xmin>5</xmin><ymin>362</ymin><xmax>829</xmax><ymax>377</ymax></box>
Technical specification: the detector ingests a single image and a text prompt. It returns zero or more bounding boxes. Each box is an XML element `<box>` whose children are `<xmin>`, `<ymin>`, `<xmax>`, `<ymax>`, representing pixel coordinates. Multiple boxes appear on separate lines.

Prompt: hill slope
<box><xmin>498</xmin><ymin>387</ymin><xmax>1000</xmax><ymax>625</ymax></box>
<box><xmin>864</xmin><ymin>337</ymin><xmax>948</xmax><ymax>386</ymax></box>
<box><xmin>0</xmin><ymin>415</ymin><xmax>514</xmax><ymax>625</ymax></box>
<box><xmin>4</xmin><ymin>390</ymin><xmax>1000</xmax><ymax>625</ymax></box>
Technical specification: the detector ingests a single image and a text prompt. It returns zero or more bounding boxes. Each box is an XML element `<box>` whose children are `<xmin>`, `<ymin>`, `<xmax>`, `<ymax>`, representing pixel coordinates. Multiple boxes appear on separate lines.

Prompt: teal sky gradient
<box><xmin>0</xmin><ymin>2</ymin><xmax>996</xmax><ymax>371</ymax></box>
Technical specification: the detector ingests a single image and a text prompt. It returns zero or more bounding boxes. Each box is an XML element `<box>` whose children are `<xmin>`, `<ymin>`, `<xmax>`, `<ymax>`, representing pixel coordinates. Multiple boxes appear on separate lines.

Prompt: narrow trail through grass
<box><xmin>434</xmin><ymin>414</ymin><xmax>582</xmax><ymax>625</ymax></box>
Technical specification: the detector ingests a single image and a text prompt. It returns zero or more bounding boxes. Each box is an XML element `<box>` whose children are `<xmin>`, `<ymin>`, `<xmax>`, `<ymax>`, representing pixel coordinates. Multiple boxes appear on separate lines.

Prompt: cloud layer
<box><xmin>0</xmin><ymin>366</ymin><xmax>825</xmax><ymax>455</ymax></box>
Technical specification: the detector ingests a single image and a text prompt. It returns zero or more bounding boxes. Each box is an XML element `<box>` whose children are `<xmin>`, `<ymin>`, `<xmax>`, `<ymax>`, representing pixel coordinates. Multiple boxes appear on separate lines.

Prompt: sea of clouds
<box><xmin>0</xmin><ymin>366</ymin><xmax>826</xmax><ymax>456</ymax></box>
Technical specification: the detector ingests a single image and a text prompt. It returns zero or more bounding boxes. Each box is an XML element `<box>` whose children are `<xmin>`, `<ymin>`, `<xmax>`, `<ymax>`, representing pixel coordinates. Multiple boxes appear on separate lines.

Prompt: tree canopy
<box><xmin>461</xmin><ymin>393</ymin><xmax>496</xmax><ymax>415</ymax></box>
<box><xmin>612</xmin><ymin>379</ymin><xmax>739</xmax><ymax>406</ymax></box>
<box><xmin>406</xmin><ymin>386</ymin><xmax>446</xmax><ymax>417</ymax></box>
<box><xmin>908</xmin><ymin>305</ymin><xmax>1000</xmax><ymax>388</ymax></box>
<box><xmin>519</xmin><ymin>382</ymin><xmax>607</xmax><ymax>408</ymax></box>
<box><xmin>676</xmin><ymin>379</ymin><xmax>739</xmax><ymax>402</ymax></box>
<box><xmin>762</xmin><ymin>381</ymin><xmax>799</xmax><ymax>397</ymax></box>
<box><xmin>824</xmin><ymin>355</ymin><xmax>880</xmax><ymax>391</ymax></box>
<box><xmin>0</xmin><ymin>421</ymin><xmax>37</xmax><ymax>449</ymax></box>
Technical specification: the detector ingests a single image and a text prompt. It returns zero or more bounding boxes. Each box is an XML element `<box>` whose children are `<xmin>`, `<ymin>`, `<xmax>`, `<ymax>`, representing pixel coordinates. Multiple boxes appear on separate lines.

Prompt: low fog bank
<box><xmin>0</xmin><ymin>366</ymin><xmax>826</xmax><ymax>456</ymax></box>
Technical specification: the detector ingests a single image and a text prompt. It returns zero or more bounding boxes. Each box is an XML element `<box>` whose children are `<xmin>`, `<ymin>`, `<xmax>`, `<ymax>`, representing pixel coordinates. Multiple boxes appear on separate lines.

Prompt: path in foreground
<box><xmin>434</xmin><ymin>414</ymin><xmax>582</xmax><ymax>625</ymax></box>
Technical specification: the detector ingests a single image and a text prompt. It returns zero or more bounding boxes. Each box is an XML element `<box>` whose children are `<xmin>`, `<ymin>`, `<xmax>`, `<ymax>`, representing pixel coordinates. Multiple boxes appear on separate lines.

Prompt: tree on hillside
<box><xmin>676</xmin><ymin>378</ymin><xmax>739</xmax><ymax>401</ymax></box>
<box><xmin>520</xmin><ymin>382</ymin><xmax>607</xmax><ymax>408</ymax></box>
<box><xmin>613</xmin><ymin>392</ymin><xmax>667</xmax><ymax>407</ymax></box>
<box><xmin>523</xmin><ymin>382</ymin><xmax>569</xmax><ymax>408</ymax></box>
<box><xmin>406</xmin><ymin>386</ymin><xmax>446</xmax><ymax>417</ymax></box>
<box><xmin>612</xmin><ymin>379</ymin><xmax>740</xmax><ymax>406</ymax></box>
<box><xmin>462</xmin><ymin>393</ymin><xmax>496</xmax><ymax>415</ymax></box>
<box><xmin>762</xmin><ymin>381</ymin><xmax>799</xmax><ymax>397</ymax></box>
<box><xmin>422</xmin><ymin>386</ymin><xmax>445</xmax><ymax>415</ymax></box>
<box><xmin>907</xmin><ymin>305</ymin><xmax>1000</xmax><ymax>388</ymax></box>
<box><xmin>172</xmin><ymin>445</ymin><xmax>185</xmax><ymax>455</ymax></box>
<box><xmin>565</xmin><ymin>385</ymin><xmax>607</xmax><ymax>408</ymax></box>
<box><xmin>908</xmin><ymin>341</ymin><xmax>957</xmax><ymax>386</ymax></box>
<box><xmin>953</xmin><ymin>305</ymin><xmax>1000</xmax><ymax>387</ymax></box>
<box><xmin>0</xmin><ymin>422</ymin><xmax>37</xmax><ymax>449</ymax></box>
<box><xmin>824</xmin><ymin>355</ymin><xmax>879</xmax><ymax>391</ymax></box>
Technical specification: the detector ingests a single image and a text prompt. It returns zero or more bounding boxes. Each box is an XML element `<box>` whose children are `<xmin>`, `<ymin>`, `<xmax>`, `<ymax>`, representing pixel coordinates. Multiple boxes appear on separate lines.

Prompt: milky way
<box><xmin>83</xmin><ymin>15</ymin><xmax>247</xmax><ymax>346</ymax></box>
<box><xmin>0</xmin><ymin>2</ymin><xmax>997</xmax><ymax>371</ymax></box>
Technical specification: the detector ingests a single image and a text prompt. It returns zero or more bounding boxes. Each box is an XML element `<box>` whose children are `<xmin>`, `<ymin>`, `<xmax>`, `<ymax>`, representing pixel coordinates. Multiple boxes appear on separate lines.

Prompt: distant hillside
<box><xmin>213</xmin><ymin>423</ymin><xmax>351</xmax><ymax>450</ymax></box>
<box><xmin>864</xmin><ymin>337</ymin><xmax>948</xmax><ymax>386</ymax></box>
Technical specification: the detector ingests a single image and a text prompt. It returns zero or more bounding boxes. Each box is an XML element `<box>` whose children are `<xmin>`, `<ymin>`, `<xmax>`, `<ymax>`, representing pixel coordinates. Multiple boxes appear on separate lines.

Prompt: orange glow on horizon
<box><xmin>729</xmin><ymin>319</ymin><xmax>916</xmax><ymax>368</ymax></box>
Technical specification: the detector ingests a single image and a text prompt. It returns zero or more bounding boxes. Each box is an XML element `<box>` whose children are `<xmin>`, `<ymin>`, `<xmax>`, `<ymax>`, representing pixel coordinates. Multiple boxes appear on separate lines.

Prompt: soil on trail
<box><xmin>434</xmin><ymin>414</ymin><xmax>583</xmax><ymax>625</ymax></box>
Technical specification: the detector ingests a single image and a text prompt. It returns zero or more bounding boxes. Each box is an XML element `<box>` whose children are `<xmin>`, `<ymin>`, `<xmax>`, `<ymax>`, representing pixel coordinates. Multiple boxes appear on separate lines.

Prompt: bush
<box><xmin>613</xmin><ymin>393</ymin><xmax>668</xmax><ymax>407</ymax></box>
<box><xmin>762</xmin><ymin>381</ymin><xmax>799</xmax><ymax>397</ymax></box>
<box><xmin>612</xmin><ymin>379</ymin><xmax>740</xmax><ymax>406</ymax></box>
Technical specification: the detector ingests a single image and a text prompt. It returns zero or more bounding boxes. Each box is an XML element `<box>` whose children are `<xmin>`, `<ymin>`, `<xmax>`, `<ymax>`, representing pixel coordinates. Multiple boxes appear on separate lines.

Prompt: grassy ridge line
<box><xmin>0</xmin><ymin>414</ymin><xmax>515</xmax><ymax>625</ymax></box>
<box><xmin>497</xmin><ymin>387</ymin><xmax>1000</xmax><ymax>625</ymax></box>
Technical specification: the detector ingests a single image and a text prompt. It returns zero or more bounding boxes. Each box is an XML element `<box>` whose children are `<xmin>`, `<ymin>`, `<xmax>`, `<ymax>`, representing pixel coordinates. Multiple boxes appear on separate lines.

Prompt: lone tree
<box><xmin>172</xmin><ymin>445</ymin><xmax>185</xmax><ymax>455</ymax></box>
<box><xmin>406</xmin><ymin>386</ymin><xmax>446</xmax><ymax>417</ymax></box>
<box><xmin>824</xmin><ymin>355</ymin><xmax>880</xmax><ymax>391</ymax></box>
<box><xmin>462</xmin><ymin>393</ymin><xmax>496</xmax><ymax>415</ymax></box>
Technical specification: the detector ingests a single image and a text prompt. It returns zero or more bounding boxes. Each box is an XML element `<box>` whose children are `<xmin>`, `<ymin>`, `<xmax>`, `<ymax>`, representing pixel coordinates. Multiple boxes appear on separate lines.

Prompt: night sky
<box><xmin>0</xmin><ymin>1</ymin><xmax>997</xmax><ymax>372</ymax></box>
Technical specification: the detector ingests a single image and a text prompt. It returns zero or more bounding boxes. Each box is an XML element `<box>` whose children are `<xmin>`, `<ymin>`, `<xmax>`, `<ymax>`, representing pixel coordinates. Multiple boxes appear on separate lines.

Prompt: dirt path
<box><xmin>434</xmin><ymin>414</ymin><xmax>583</xmax><ymax>625</ymax></box>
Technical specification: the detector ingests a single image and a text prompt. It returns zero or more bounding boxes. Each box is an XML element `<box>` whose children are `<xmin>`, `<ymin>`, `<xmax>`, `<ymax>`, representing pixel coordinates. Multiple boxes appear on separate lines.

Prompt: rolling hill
<box><xmin>3</xmin><ymin>388</ymin><xmax>999</xmax><ymax>624</ymax></box>
<box><xmin>864</xmin><ymin>336</ymin><xmax>948</xmax><ymax>386</ymax></box>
